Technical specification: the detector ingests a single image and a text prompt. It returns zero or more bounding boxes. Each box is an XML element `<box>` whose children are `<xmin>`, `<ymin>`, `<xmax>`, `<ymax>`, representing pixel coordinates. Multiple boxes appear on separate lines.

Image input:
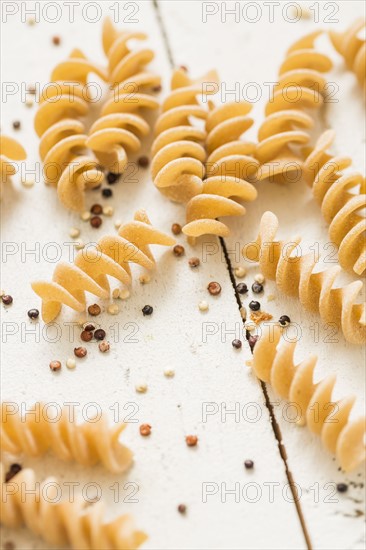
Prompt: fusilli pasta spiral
<box><xmin>87</xmin><ymin>17</ymin><xmax>161</xmax><ymax>174</ymax></box>
<box><xmin>34</xmin><ymin>49</ymin><xmax>107</xmax><ymax>211</ymax></box>
<box><xmin>242</xmin><ymin>211</ymin><xmax>366</xmax><ymax>345</ymax></box>
<box><xmin>0</xmin><ymin>135</ymin><xmax>26</xmax><ymax>196</ymax></box>
<box><xmin>151</xmin><ymin>68</ymin><xmax>218</xmax><ymax>203</ymax></box>
<box><xmin>0</xmin><ymin>402</ymin><xmax>132</xmax><ymax>473</ymax></box>
<box><xmin>329</xmin><ymin>18</ymin><xmax>366</xmax><ymax>89</ymax></box>
<box><xmin>257</xmin><ymin>31</ymin><xmax>332</xmax><ymax>183</ymax></box>
<box><xmin>252</xmin><ymin>323</ymin><xmax>365</xmax><ymax>472</ymax></box>
<box><xmin>0</xmin><ymin>463</ymin><xmax>146</xmax><ymax>549</ymax></box>
<box><xmin>31</xmin><ymin>209</ymin><xmax>175</xmax><ymax>323</ymax></box>
<box><xmin>303</xmin><ymin>129</ymin><xmax>366</xmax><ymax>276</ymax></box>
<box><xmin>182</xmin><ymin>100</ymin><xmax>259</xmax><ymax>239</ymax></box>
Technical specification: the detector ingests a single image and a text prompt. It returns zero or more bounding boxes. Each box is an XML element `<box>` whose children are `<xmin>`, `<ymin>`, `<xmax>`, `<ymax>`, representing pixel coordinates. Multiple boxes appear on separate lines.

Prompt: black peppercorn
<box><xmin>94</xmin><ymin>329</ymin><xmax>106</xmax><ymax>341</ymax></box>
<box><xmin>138</xmin><ymin>156</ymin><xmax>149</xmax><ymax>168</ymax></box>
<box><xmin>107</xmin><ymin>172</ymin><xmax>119</xmax><ymax>184</ymax></box>
<box><xmin>236</xmin><ymin>283</ymin><xmax>248</xmax><ymax>295</ymax></box>
<box><xmin>27</xmin><ymin>308</ymin><xmax>39</xmax><ymax>319</ymax></box>
<box><xmin>252</xmin><ymin>282</ymin><xmax>263</xmax><ymax>294</ymax></box>
<box><xmin>12</xmin><ymin>121</ymin><xmax>21</xmax><ymax>130</ymax></box>
<box><xmin>279</xmin><ymin>315</ymin><xmax>291</xmax><ymax>326</ymax></box>
<box><xmin>232</xmin><ymin>339</ymin><xmax>242</xmax><ymax>349</ymax></box>
<box><xmin>244</xmin><ymin>459</ymin><xmax>254</xmax><ymax>469</ymax></box>
<box><xmin>249</xmin><ymin>301</ymin><xmax>260</xmax><ymax>311</ymax></box>
<box><xmin>2</xmin><ymin>295</ymin><xmax>13</xmax><ymax>305</ymax></box>
<box><xmin>336</xmin><ymin>483</ymin><xmax>348</xmax><ymax>493</ymax></box>
<box><xmin>102</xmin><ymin>188</ymin><xmax>112</xmax><ymax>198</ymax></box>
<box><xmin>142</xmin><ymin>305</ymin><xmax>153</xmax><ymax>316</ymax></box>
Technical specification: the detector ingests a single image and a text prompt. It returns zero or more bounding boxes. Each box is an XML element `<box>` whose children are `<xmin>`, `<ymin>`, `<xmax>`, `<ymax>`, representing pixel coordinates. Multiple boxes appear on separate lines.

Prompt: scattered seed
<box><xmin>139</xmin><ymin>274</ymin><xmax>151</xmax><ymax>284</ymax></box>
<box><xmin>244</xmin><ymin>459</ymin><xmax>254</xmax><ymax>469</ymax></box>
<box><xmin>102</xmin><ymin>188</ymin><xmax>112</xmax><ymax>198</ymax></box>
<box><xmin>69</xmin><ymin>227</ymin><xmax>80</xmax><ymax>239</ymax></box>
<box><xmin>107</xmin><ymin>303</ymin><xmax>119</xmax><ymax>315</ymax></box>
<box><xmin>12</xmin><ymin>121</ymin><xmax>21</xmax><ymax>130</ymax></box>
<box><xmin>188</xmin><ymin>257</ymin><xmax>200</xmax><ymax>268</ymax></box>
<box><xmin>171</xmin><ymin>223</ymin><xmax>182</xmax><ymax>235</ymax></box>
<box><xmin>240</xmin><ymin>306</ymin><xmax>247</xmax><ymax>320</ymax></box>
<box><xmin>66</xmin><ymin>357</ymin><xmax>76</xmax><ymax>370</ymax></box>
<box><xmin>107</xmin><ymin>172</ymin><xmax>119</xmax><ymax>184</ymax></box>
<box><xmin>84</xmin><ymin>323</ymin><xmax>96</xmax><ymax>332</ymax></box>
<box><xmin>245</xmin><ymin>360</ymin><xmax>253</xmax><ymax>367</ymax></box>
<box><xmin>236</xmin><ymin>283</ymin><xmax>248</xmax><ymax>295</ymax></box>
<box><xmin>114</xmin><ymin>219</ymin><xmax>122</xmax><ymax>229</ymax></box>
<box><xmin>164</xmin><ymin>368</ymin><xmax>175</xmax><ymax>378</ymax></box>
<box><xmin>244</xmin><ymin>321</ymin><xmax>256</xmax><ymax>332</ymax></box>
<box><xmin>88</xmin><ymin>304</ymin><xmax>101</xmax><ymax>316</ymax></box>
<box><xmin>138</xmin><ymin>156</ymin><xmax>149</xmax><ymax>168</ymax></box>
<box><xmin>80</xmin><ymin>211</ymin><xmax>91</xmax><ymax>222</ymax></box>
<box><xmin>198</xmin><ymin>300</ymin><xmax>209</xmax><ymax>312</ymax></box>
<box><xmin>248</xmin><ymin>335</ymin><xmax>258</xmax><ymax>352</ymax></box>
<box><xmin>21</xmin><ymin>176</ymin><xmax>34</xmax><ymax>187</ymax></box>
<box><xmin>135</xmin><ymin>382</ymin><xmax>147</xmax><ymax>393</ymax></box>
<box><xmin>28</xmin><ymin>85</ymin><xmax>36</xmax><ymax>94</ymax></box>
<box><xmin>249</xmin><ymin>301</ymin><xmax>260</xmax><ymax>311</ymax></box>
<box><xmin>27</xmin><ymin>308</ymin><xmax>39</xmax><ymax>319</ymax></box>
<box><xmin>74</xmin><ymin>347</ymin><xmax>87</xmax><ymax>358</ymax></box>
<box><xmin>173</xmin><ymin>244</ymin><xmax>185</xmax><ymax>257</ymax></box>
<box><xmin>112</xmin><ymin>288</ymin><xmax>120</xmax><ymax>299</ymax></box>
<box><xmin>252</xmin><ymin>282</ymin><xmax>263</xmax><ymax>294</ymax></box>
<box><xmin>98</xmin><ymin>340</ymin><xmax>110</xmax><ymax>352</ymax></box>
<box><xmin>207</xmin><ymin>281</ymin><xmax>221</xmax><ymax>296</ymax></box>
<box><xmin>152</xmin><ymin>84</ymin><xmax>162</xmax><ymax>93</ymax></box>
<box><xmin>80</xmin><ymin>331</ymin><xmax>93</xmax><ymax>342</ymax></box>
<box><xmin>336</xmin><ymin>483</ymin><xmax>348</xmax><ymax>493</ymax></box>
<box><xmin>140</xmin><ymin>423</ymin><xmax>151</xmax><ymax>436</ymax></box>
<box><xmin>90</xmin><ymin>215</ymin><xmax>102</xmax><ymax>228</ymax></box>
<box><xmin>177</xmin><ymin>504</ymin><xmax>187</xmax><ymax>514</ymax></box>
<box><xmin>120</xmin><ymin>289</ymin><xmax>130</xmax><ymax>300</ymax></box>
<box><xmin>27</xmin><ymin>16</ymin><xmax>36</xmax><ymax>25</ymax></box>
<box><xmin>185</xmin><ymin>435</ymin><xmax>198</xmax><ymax>447</ymax></box>
<box><xmin>103</xmin><ymin>206</ymin><xmax>114</xmax><ymax>216</ymax></box>
<box><xmin>2</xmin><ymin>295</ymin><xmax>13</xmax><ymax>305</ymax></box>
<box><xmin>94</xmin><ymin>329</ymin><xmax>106</xmax><ymax>341</ymax></box>
<box><xmin>90</xmin><ymin>204</ymin><xmax>103</xmax><ymax>215</ymax></box>
<box><xmin>142</xmin><ymin>305</ymin><xmax>153</xmax><ymax>316</ymax></box>
<box><xmin>5</xmin><ymin>463</ymin><xmax>22</xmax><ymax>483</ymax></box>
<box><xmin>52</xmin><ymin>35</ymin><xmax>61</xmax><ymax>46</ymax></box>
<box><xmin>234</xmin><ymin>267</ymin><xmax>247</xmax><ymax>278</ymax></box>
<box><xmin>254</xmin><ymin>273</ymin><xmax>265</xmax><ymax>284</ymax></box>
<box><xmin>25</xmin><ymin>99</ymin><xmax>34</xmax><ymax>108</ymax></box>
<box><xmin>232</xmin><ymin>339</ymin><xmax>242</xmax><ymax>349</ymax></box>
<box><xmin>49</xmin><ymin>360</ymin><xmax>61</xmax><ymax>372</ymax></box>
<box><xmin>279</xmin><ymin>315</ymin><xmax>291</xmax><ymax>326</ymax></box>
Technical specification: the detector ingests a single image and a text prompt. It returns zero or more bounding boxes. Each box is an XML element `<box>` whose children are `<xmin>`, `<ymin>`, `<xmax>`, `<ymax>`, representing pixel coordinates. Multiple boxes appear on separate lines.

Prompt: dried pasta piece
<box><xmin>0</xmin><ymin>463</ymin><xmax>146</xmax><ymax>549</ymax></box>
<box><xmin>31</xmin><ymin>209</ymin><xmax>175</xmax><ymax>322</ymax></box>
<box><xmin>242</xmin><ymin>211</ymin><xmax>366</xmax><ymax>345</ymax></box>
<box><xmin>329</xmin><ymin>18</ymin><xmax>366</xmax><ymax>89</ymax></box>
<box><xmin>0</xmin><ymin>402</ymin><xmax>132</xmax><ymax>473</ymax></box>
<box><xmin>257</xmin><ymin>31</ymin><xmax>332</xmax><ymax>183</ymax></box>
<box><xmin>87</xmin><ymin>17</ymin><xmax>161</xmax><ymax>174</ymax></box>
<box><xmin>151</xmin><ymin>68</ymin><xmax>218</xmax><ymax>203</ymax></box>
<box><xmin>34</xmin><ymin>49</ymin><xmax>108</xmax><ymax>211</ymax></box>
<box><xmin>182</xmin><ymin>101</ymin><xmax>259</xmax><ymax>240</ymax></box>
<box><xmin>252</xmin><ymin>323</ymin><xmax>365</xmax><ymax>472</ymax></box>
<box><xmin>0</xmin><ymin>135</ymin><xmax>26</xmax><ymax>196</ymax></box>
<box><xmin>303</xmin><ymin>129</ymin><xmax>366</xmax><ymax>275</ymax></box>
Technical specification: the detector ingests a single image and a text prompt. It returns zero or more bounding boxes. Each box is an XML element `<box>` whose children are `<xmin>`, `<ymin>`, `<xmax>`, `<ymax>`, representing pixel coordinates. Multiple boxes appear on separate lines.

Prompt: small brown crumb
<box><xmin>173</xmin><ymin>244</ymin><xmax>185</xmax><ymax>257</ymax></box>
<box><xmin>28</xmin><ymin>85</ymin><xmax>36</xmax><ymax>95</ymax></box>
<box><xmin>250</xmin><ymin>311</ymin><xmax>273</xmax><ymax>324</ymax></box>
<box><xmin>177</xmin><ymin>504</ymin><xmax>187</xmax><ymax>514</ymax></box>
<box><xmin>49</xmin><ymin>360</ymin><xmax>61</xmax><ymax>372</ymax></box>
<box><xmin>94</xmin><ymin>329</ymin><xmax>106</xmax><ymax>341</ymax></box>
<box><xmin>98</xmin><ymin>340</ymin><xmax>110</xmax><ymax>353</ymax></box>
<box><xmin>2</xmin><ymin>295</ymin><xmax>13</xmax><ymax>305</ymax></box>
<box><xmin>171</xmin><ymin>223</ymin><xmax>182</xmax><ymax>235</ymax></box>
<box><xmin>152</xmin><ymin>84</ymin><xmax>162</xmax><ymax>93</ymax></box>
<box><xmin>12</xmin><ymin>121</ymin><xmax>21</xmax><ymax>130</ymax></box>
<box><xmin>88</xmin><ymin>304</ymin><xmax>101</xmax><ymax>316</ymax></box>
<box><xmin>5</xmin><ymin>464</ymin><xmax>22</xmax><ymax>483</ymax></box>
<box><xmin>207</xmin><ymin>281</ymin><xmax>221</xmax><ymax>296</ymax></box>
<box><xmin>185</xmin><ymin>435</ymin><xmax>198</xmax><ymax>447</ymax></box>
<box><xmin>74</xmin><ymin>347</ymin><xmax>87</xmax><ymax>358</ymax></box>
<box><xmin>188</xmin><ymin>257</ymin><xmax>200</xmax><ymax>268</ymax></box>
<box><xmin>90</xmin><ymin>215</ymin><xmax>102</xmax><ymax>228</ymax></box>
<box><xmin>140</xmin><ymin>424</ymin><xmax>151</xmax><ymax>436</ymax></box>
<box><xmin>80</xmin><ymin>330</ymin><xmax>93</xmax><ymax>342</ymax></box>
<box><xmin>52</xmin><ymin>35</ymin><xmax>61</xmax><ymax>46</ymax></box>
<box><xmin>84</xmin><ymin>323</ymin><xmax>96</xmax><ymax>332</ymax></box>
<box><xmin>90</xmin><ymin>204</ymin><xmax>103</xmax><ymax>215</ymax></box>
<box><xmin>137</xmin><ymin>156</ymin><xmax>149</xmax><ymax>168</ymax></box>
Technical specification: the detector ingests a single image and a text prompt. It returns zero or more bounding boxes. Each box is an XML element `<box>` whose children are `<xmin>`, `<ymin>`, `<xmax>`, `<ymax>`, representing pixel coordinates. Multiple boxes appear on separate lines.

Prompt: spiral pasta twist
<box><xmin>34</xmin><ymin>48</ymin><xmax>108</xmax><ymax>211</ymax></box>
<box><xmin>87</xmin><ymin>18</ymin><xmax>161</xmax><ymax>174</ymax></box>
<box><xmin>0</xmin><ymin>135</ymin><xmax>26</xmax><ymax>196</ymax></box>
<box><xmin>257</xmin><ymin>31</ymin><xmax>332</xmax><ymax>183</ymax></box>
<box><xmin>303</xmin><ymin>129</ymin><xmax>366</xmax><ymax>276</ymax></box>
<box><xmin>242</xmin><ymin>211</ymin><xmax>366</xmax><ymax>345</ymax></box>
<box><xmin>0</xmin><ymin>463</ymin><xmax>146</xmax><ymax>549</ymax></box>
<box><xmin>151</xmin><ymin>68</ymin><xmax>218</xmax><ymax>203</ymax></box>
<box><xmin>329</xmin><ymin>18</ymin><xmax>366</xmax><ymax>89</ymax></box>
<box><xmin>252</xmin><ymin>323</ymin><xmax>365</xmax><ymax>472</ymax></box>
<box><xmin>0</xmin><ymin>402</ymin><xmax>132</xmax><ymax>473</ymax></box>
<box><xmin>31</xmin><ymin>209</ymin><xmax>175</xmax><ymax>323</ymax></box>
<box><xmin>182</xmin><ymin>100</ymin><xmax>259</xmax><ymax>239</ymax></box>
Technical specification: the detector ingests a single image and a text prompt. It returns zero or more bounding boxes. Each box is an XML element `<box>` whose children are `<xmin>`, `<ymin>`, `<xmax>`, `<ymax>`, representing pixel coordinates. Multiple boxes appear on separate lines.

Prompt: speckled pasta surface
<box><xmin>252</xmin><ymin>323</ymin><xmax>366</xmax><ymax>472</ymax></box>
<box><xmin>329</xmin><ymin>17</ymin><xmax>366</xmax><ymax>89</ymax></box>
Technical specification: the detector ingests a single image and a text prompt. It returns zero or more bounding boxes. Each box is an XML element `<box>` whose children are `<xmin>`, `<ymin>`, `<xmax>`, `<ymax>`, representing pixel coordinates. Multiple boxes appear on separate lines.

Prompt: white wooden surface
<box><xmin>1</xmin><ymin>1</ymin><xmax>365</xmax><ymax>549</ymax></box>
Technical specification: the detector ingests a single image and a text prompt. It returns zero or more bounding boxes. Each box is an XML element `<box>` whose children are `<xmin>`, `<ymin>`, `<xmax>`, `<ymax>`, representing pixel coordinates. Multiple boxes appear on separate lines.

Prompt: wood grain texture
<box><xmin>1</xmin><ymin>1</ymin><xmax>364</xmax><ymax>549</ymax></box>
